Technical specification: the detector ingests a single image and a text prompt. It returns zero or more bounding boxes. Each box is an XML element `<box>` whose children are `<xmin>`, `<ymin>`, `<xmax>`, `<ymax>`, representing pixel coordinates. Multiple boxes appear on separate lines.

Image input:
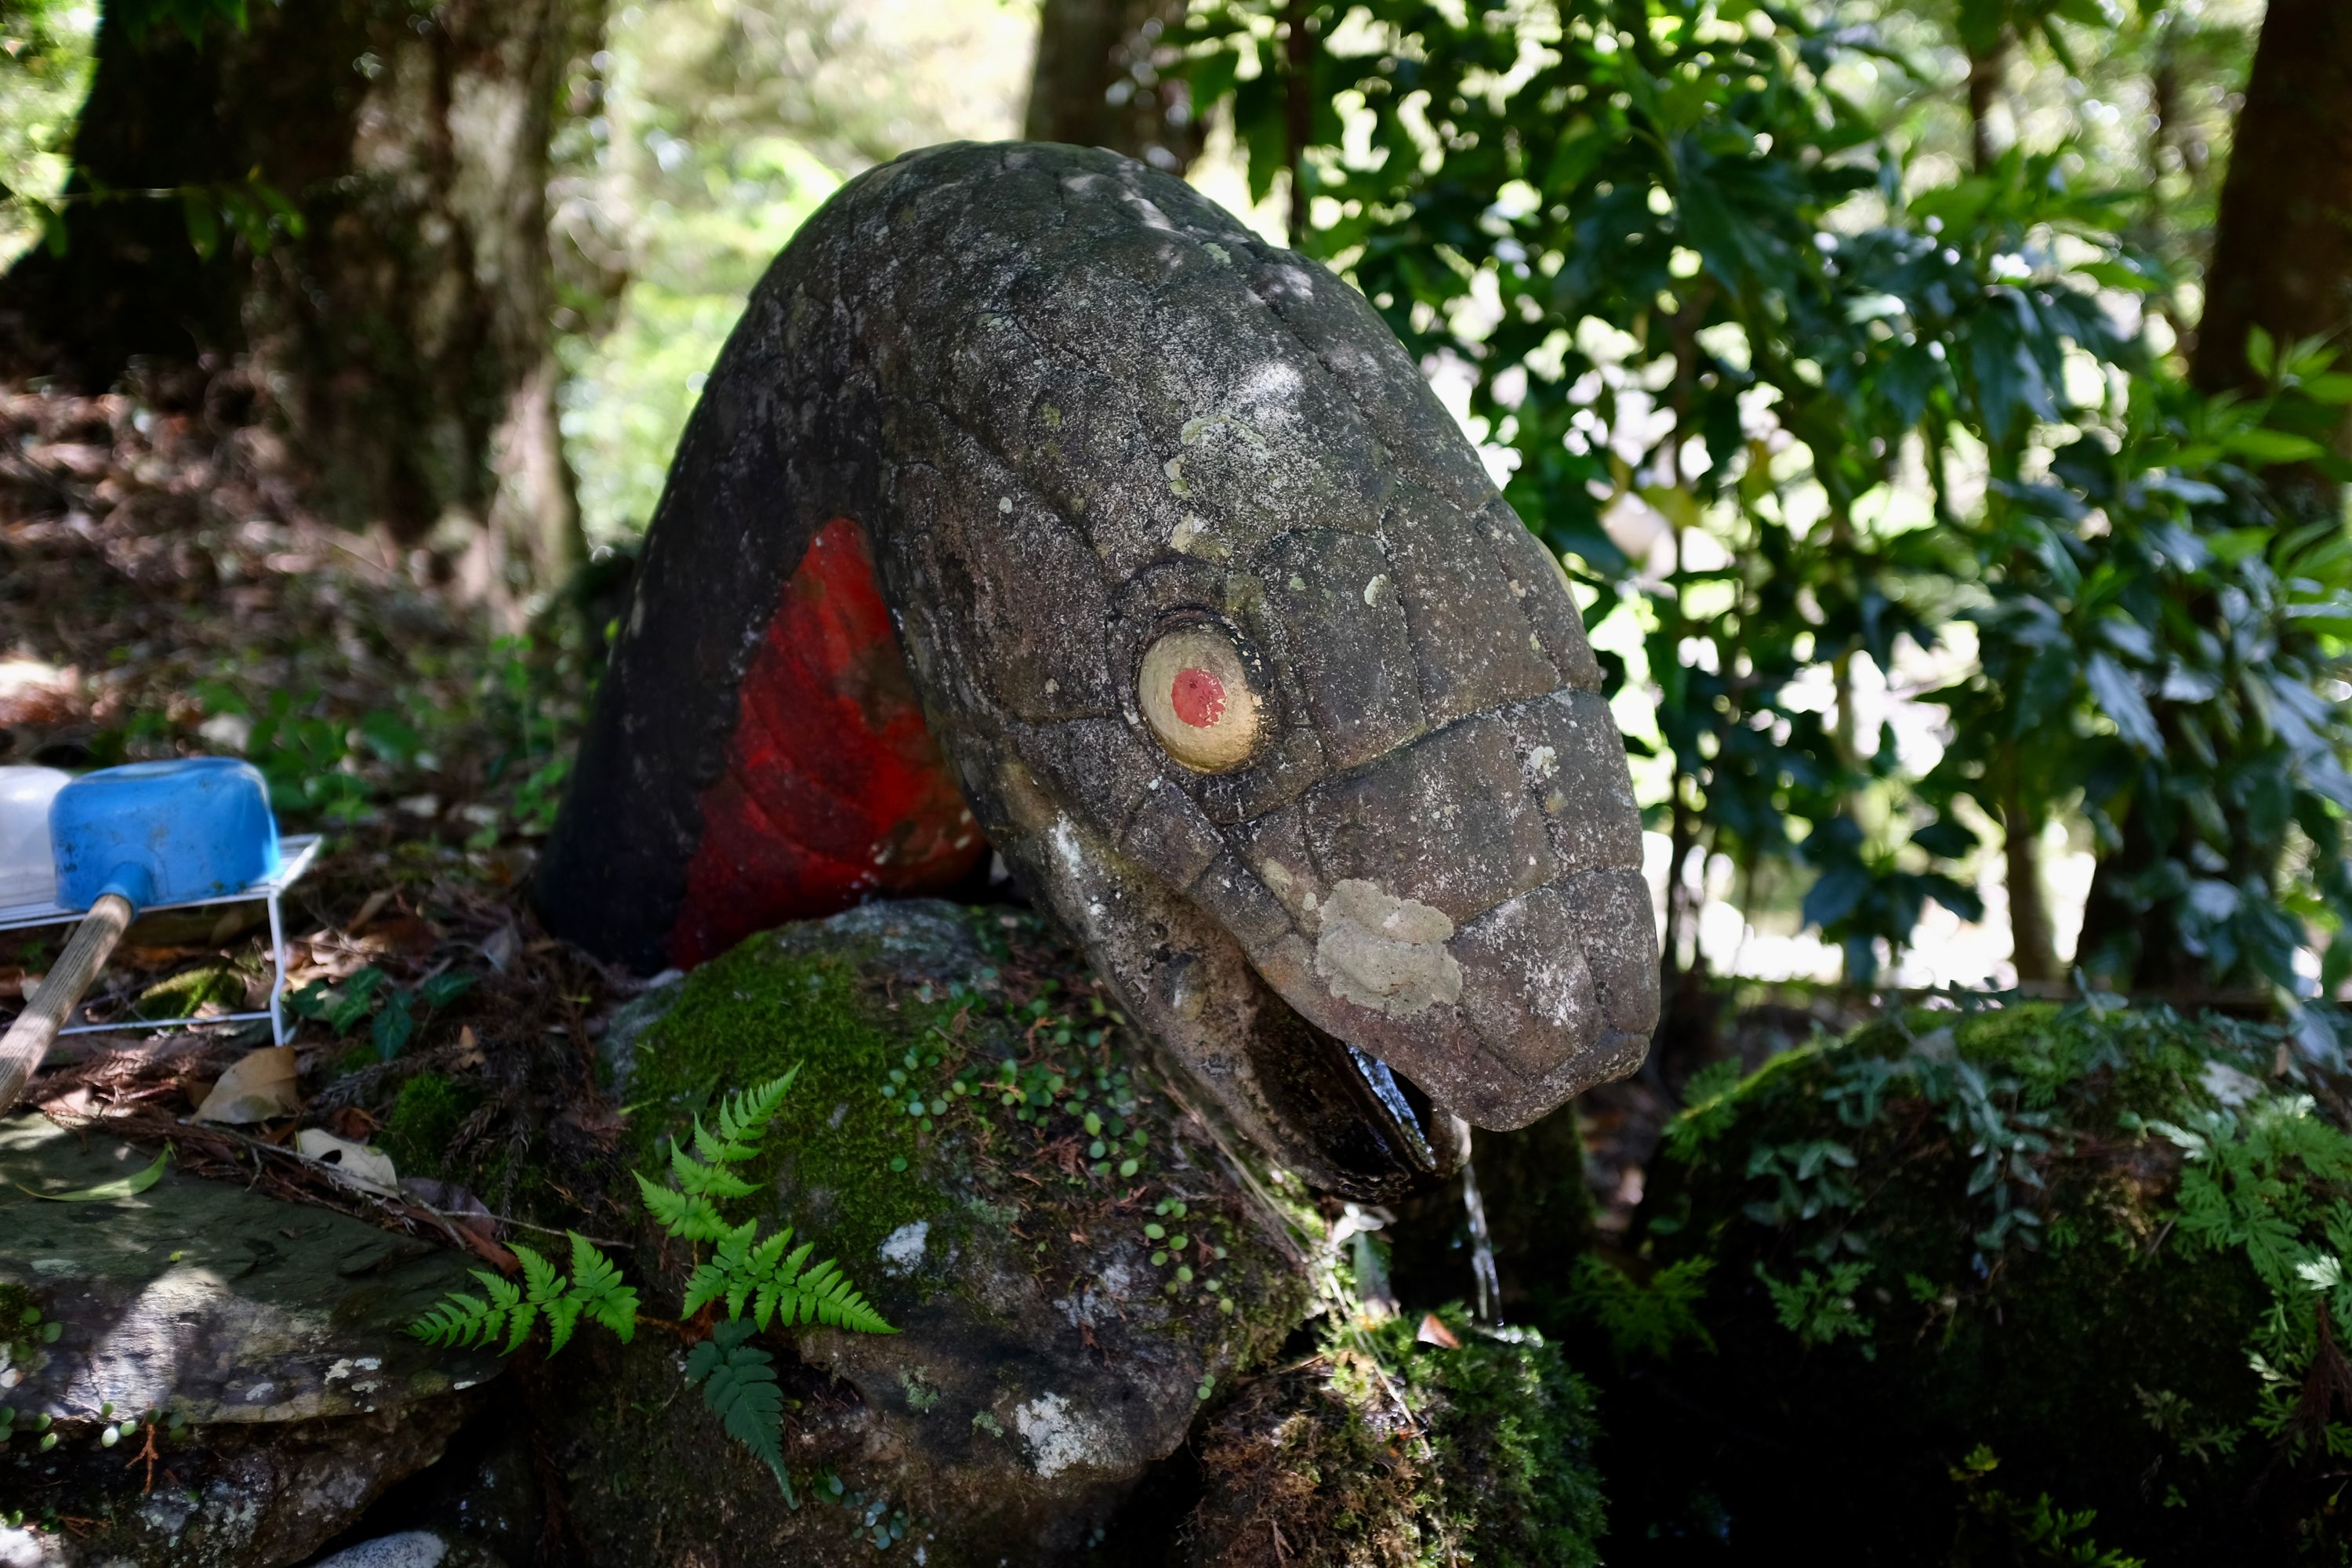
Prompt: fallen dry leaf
<box><xmin>191</xmin><ymin>1045</ymin><xmax>299</xmax><ymax>1123</ymax></box>
<box><xmin>325</xmin><ymin>1105</ymin><xmax>379</xmax><ymax>1142</ymax></box>
<box><xmin>294</xmin><ymin>1128</ymin><xmax>399</xmax><ymax>1196</ymax></box>
<box><xmin>1414</xmin><ymin>1312</ymin><xmax>1463</xmax><ymax>1349</ymax></box>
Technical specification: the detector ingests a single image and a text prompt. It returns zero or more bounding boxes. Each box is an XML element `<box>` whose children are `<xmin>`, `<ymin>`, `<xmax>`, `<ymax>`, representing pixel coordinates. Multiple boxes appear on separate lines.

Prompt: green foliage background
<box><xmin>1177</xmin><ymin>0</ymin><xmax>2352</xmax><ymax>1007</ymax></box>
<box><xmin>10</xmin><ymin>0</ymin><xmax>2351</xmax><ymax>1008</ymax></box>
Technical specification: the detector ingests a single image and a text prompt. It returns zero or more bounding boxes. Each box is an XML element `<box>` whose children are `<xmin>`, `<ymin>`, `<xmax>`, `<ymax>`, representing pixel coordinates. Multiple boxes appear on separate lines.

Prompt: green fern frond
<box><xmin>691</xmin><ymin>1116</ymin><xmax>729</xmax><ymax>1165</ymax></box>
<box><xmin>637</xmin><ymin>1172</ymin><xmax>733</xmax><ymax>1241</ymax></box>
<box><xmin>411</xmin><ymin>1291</ymin><xmax>497</xmax><ymax>1348</ymax></box>
<box><xmin>409</xmin><ymin>1233</ymin><xmax>642</xmax><ymax>1356</ymax></box>
<box><xmin>685</xmin><ymin>1319</ymin><xmax>796</xmax><ymax>1504</ymax></box>
<box><xmin>770</xmin><ymin>1256</ymin><xmax>895</xmax><ymax>1334</ymax></box>
<box><xmin>544</xmin><ymin>1295</ymin><xmax>586</xmax><ymax>1354</ymax></box>
<box><xmin>568</xmin><ymin>1232</ymin><xmax>639</xmax><ymax>1343</ymax></box>
<box><xmin>748</xmin><ymin>1227</ymin><xmax>798</xmax><ymax>1278</ymax></box>
<box><xmin>713</xmin><ymin>1069</ymin><xmax>800</xmax><ymax>1156</ymax></box>
<box><xmin>516</xmin><ymin>1241</ymin><xmax>564</xmax><ymax>1304</ymax></box>
<box><xmin>681</xmin><ymin>1260</ymin><xmax>729</xmax><ymax>1319</ymax></box>
<box><xmin>671</xmin><ymin>1138</ymin><xmax>761</xmax><ymax>1200</ymax></box>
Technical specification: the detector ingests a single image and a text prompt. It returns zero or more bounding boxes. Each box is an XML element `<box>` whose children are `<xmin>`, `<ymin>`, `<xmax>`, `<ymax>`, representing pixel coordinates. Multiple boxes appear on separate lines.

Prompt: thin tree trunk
<box><xmin>1965</xmin><ymin>34</ymin><xmax>2009</xmax><ymax>172</ymax></box>
<box><xmin>1964</xmin><ymin>21</ymin><xmax>2060</xmax><ymax>987</ymax></box>
<box><xmin>1283</xmin><ymin>0</ymin><xmax>1316</xmax><ymax>247</ymax></box>
<box><xmin>1999</xmin><ymin>762</ymin><xmax>2059</xmax><ymax>985</ymax></box>
<box><xmin>1024</xmin><ymin>0</ymin><xmax>1200</xmax><ymax>174</ymax></box>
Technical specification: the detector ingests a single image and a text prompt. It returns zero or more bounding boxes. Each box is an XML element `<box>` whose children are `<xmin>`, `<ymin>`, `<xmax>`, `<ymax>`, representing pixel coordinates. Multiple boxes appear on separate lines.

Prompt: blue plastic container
<box><xmin>50</xmin><ymin>758</ymin><xmax>281</xmax><ymax>912</ymax></box>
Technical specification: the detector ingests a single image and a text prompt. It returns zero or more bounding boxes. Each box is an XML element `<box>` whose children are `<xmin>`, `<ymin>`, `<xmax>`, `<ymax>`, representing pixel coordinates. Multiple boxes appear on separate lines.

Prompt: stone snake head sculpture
<box><xmin>537</xmin><ymin>143</ymin><xmax>1660</xmax><ymax>1200</ymax></box>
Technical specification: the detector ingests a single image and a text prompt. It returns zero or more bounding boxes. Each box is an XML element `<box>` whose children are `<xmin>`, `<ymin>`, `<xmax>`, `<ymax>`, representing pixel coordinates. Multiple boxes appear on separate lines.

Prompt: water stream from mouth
<box><xmin>1461</xmin><ymin>1135</ymin><xmax>1501</xmax><ymax>1323</ymax></box>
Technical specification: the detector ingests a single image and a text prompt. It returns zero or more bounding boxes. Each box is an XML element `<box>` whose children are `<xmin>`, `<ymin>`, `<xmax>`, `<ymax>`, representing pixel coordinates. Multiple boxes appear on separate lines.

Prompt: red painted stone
<box><xmin>1171</xmin><ymin>667</ymin><xmax>1227</xmax><ymax>728</ymax></box>
<box><xmin>670</xmin><ymin>517</ymin><xmax>986</xmax><ymax>968</ymax></box>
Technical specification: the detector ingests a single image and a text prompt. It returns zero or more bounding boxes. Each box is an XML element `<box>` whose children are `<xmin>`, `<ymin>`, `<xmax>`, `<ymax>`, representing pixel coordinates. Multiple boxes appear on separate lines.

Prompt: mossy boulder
<box><xmin>1189</xmin><ymin>1303</ymin><xmax>1606</xmax><ymax>1566</ymax></box>
<box><xmin>0</xmin><ymin>1115</ymin><xmax>501</xmax><ymax>1566</ymax></box>
<box><xmin>539</xmin><ymin>900</ymin><xmax>1322</xmax><ymax>1565</ymax></box>
<box><xmin>1602</xmin><ymin>1000</ymin><xmax>2352</xmax><ymax>1563</ymax></box>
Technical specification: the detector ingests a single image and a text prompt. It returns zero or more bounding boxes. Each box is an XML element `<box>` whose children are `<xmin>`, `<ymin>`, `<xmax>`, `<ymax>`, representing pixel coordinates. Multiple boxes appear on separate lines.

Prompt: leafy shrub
<box><xmin>1174</xmin><ymin>1</ymin><xmax>2352</xmax><ymax>989</ymax></box>
<box><xmin>1602</xmin><ymin>1000</ymin><xmax>2352</xmax><ymax>1559</ymax></box>
<box><xmin>287</xmin><ymin>966</ymin><xmax>476</xmax><ymax>1061</ymax></box>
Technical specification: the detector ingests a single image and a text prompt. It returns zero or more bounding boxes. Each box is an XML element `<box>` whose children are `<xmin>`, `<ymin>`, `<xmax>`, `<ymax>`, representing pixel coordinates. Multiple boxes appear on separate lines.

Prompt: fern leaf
<box><xmin>545</xmin><ymin>1294</ymin><xmax>585</xmax><ymax>1356</ymax></box>
<box><xmin>682</xmin><ymin>1260</ymin><xmax>730</xmax><ymax>1319</ymax></box>
<box><xmin>410</xmin><ymin>1291</ymin><xmax>494</xmax><ymax>1348</ymax></box>
<box><xmin>764</xmin><ymin>1254</ymin><xmax>895</xmax><ymax>1334</ymax></box>
<box><xmin>673</xmin><ymin>1156</ymin><xmax>760</xmax><ymax>1202</ymax></box>
<box><xmin>568</xmin><ymin>1232</ymin><xmax>640</xmax><ymax>1344</ymax></box>
<box><xmin>691</xmin><ymin>1115</ymin><xmax>728</xmax><ymax>1166</ymax></box>
<box><xmin>809</xmin><ymin>1269</ymin><xmax>895</xmax><ymax>1334</ymax></box>
<box><xmin>637</xmin><ymin>1170</ymin><xmax>694</xmax><ymax>1227</ymax></box>
<box><xmin>637</xmin><ymin>1173</ymin><xmax>733</xmax><ymax>1240</ymax></box>
<box><xmin>747</xmin><ymin>1226</ymin><xmax>797</xmax><ymax>1279</ymax></box>
<box><xmin>714</xmin><ymin>1068</ymin><xmax>800</xmax><ymax>1157</ymax></box>
<box><xmin>503</xmin><ymin>1298</ymin><xmax>539</xmax><ymax>1355</ymax></box>
<box><xmin>470</xmin><ymin>1270</ymin><xmax>523</xmax><ymax>1350</ymax></box>
<box><xmin>516</xmin><ymin>1241</ymin><xmax>563</xmax><ymax>1305</ymax></box>
<box><xmin>685</xmin><ymin>1319</ymin><xmax>797</xmax><ymax>1504</ymax></box>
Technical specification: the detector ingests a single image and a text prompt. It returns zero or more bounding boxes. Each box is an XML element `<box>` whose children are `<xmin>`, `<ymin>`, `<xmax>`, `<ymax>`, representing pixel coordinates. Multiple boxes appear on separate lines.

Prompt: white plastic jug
<box><xmin>0</xmin><ymin>766</ymin><xmax>70</xmax><ymax>906</ymax></box>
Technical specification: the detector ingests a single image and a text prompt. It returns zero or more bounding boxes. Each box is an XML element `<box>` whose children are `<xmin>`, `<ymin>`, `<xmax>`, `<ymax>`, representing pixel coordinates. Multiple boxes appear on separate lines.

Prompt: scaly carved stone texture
<box><xmin>537</xmin><ymin>141</ymin><xmax>1659</xmax><ymax>1198</ymax></box>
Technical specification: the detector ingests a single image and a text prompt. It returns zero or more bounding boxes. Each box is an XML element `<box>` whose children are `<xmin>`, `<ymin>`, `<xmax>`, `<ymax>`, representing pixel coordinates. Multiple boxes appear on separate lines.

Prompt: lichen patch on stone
<box><xmin>1312</xmin><ymin>879</ymin><xmax>1465</xmax><ymax>1017</ymax></box>
<box><xmin>879</xmin><ymin>1221</ymin><xmax>931</xmax><ymax>1275</ymax></box>
<box><xmin>1013</xmin><ymin>1391</ymin><xmax>1104</xmax><ymax>1479</ymax></box>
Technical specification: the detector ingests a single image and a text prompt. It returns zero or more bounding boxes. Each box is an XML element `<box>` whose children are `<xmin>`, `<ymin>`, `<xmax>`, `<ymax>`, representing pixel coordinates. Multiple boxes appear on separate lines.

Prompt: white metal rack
<box><xmin>0</xmin><ymin>833</ymin><xmax>321</xmax><ymax>1047</ymax></box>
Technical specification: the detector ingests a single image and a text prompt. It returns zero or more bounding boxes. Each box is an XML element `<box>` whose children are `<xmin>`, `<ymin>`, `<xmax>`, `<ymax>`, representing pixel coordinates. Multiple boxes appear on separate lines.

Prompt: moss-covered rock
<box><xmin>539</xmin><ymin>900</ymin><xmax>1322</xmax><ymax>1565</ymax></box>
<box><xmin>378</xmin><ymin>1071</ymin><xmax>483</xmax><ymax>1181</ymax></box>
<box><xmin>1188</xmin><ymin>1303</ymin><xmax>1606</xmax><ymax>1566</ymax></box>
<box><xmin>1601</xmin><ymin>1000</ymin><xmax>2352</xmax><ymax>1563</ymax></box>
<box><xmin>0</xmin><ymin>1115</ymin><xmax>499</xmax><ymax>1566</ymax></box>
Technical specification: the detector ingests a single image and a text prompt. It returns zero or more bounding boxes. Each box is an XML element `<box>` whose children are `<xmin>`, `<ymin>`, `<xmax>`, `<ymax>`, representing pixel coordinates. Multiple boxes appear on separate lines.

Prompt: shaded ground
<box><xmin>2</xmin><ymin>364</ymin><xmax>628</xmax><ymax>1279</ymax></box>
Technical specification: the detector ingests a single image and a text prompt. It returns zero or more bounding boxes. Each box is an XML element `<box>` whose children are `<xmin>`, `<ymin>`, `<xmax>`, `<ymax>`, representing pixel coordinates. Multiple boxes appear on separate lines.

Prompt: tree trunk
<box><xmin>1024</xmin><ymin>0</ymin><xmax>1200</xmax><ymax>174</ymax></box>
<box><xmin>1999</xmin><ymin>761</ymin><xmax>2059</xmax><ymax>985</ymax></box>
<box><xmin>1962</xmin><ymin>23</ymin><xmax>2062</xmax><ymax>985</ymax></box>
<box><xmin>1283</xmin><ymin>0</ymin><xmax>1316</xmax><ymax>246</ymax></box>
<box><xmin>2192</xmin><ymin>0</ymin><xmax>2352</xmax><ymax>420</ymax></box>
<box><xmin>0</xmin><ymin>0</ymin><xmax>597</xmax><ymax>610</ymax></box>
<box><xmin>2076</xmin><ymin>0</ymin><xmax>2352</xmax><ymax>989</ymax></box>
<box><xmin>1965</xmin><ymin>34</ymin><xmax>2009</xmax><ymax>172</ymax></box>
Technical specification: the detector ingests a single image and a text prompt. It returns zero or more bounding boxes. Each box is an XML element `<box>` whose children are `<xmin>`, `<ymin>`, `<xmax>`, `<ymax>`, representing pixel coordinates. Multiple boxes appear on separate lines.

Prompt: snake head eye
<box><xmin>1138</xmin><ymin>622</ymin><xmax>1263</xmax><ymax>772</ymax></box>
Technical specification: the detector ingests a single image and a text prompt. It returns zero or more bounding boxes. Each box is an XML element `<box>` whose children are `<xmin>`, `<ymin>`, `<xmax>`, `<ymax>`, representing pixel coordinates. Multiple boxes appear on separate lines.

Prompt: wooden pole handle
<box><xmin>0</xmin><ymin>893</ymin><xmax>133</xmax><ymax>1117</ymax></box>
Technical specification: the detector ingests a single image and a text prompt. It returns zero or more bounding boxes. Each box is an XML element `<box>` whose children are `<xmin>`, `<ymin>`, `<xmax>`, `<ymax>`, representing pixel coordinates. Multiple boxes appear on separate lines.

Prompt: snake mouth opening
<box><xmin>1244</xmin><ymin>991</ymin><xmax>1465</xmax><ymax>1203</ymax></box>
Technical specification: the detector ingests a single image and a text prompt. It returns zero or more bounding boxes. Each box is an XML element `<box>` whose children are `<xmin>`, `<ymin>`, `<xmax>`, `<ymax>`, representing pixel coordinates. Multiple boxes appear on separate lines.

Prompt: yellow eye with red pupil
<box><xmin>1139</xmin><ymin>625</ymin><xmax>1261</xmax><ymax>771</ymax></box>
